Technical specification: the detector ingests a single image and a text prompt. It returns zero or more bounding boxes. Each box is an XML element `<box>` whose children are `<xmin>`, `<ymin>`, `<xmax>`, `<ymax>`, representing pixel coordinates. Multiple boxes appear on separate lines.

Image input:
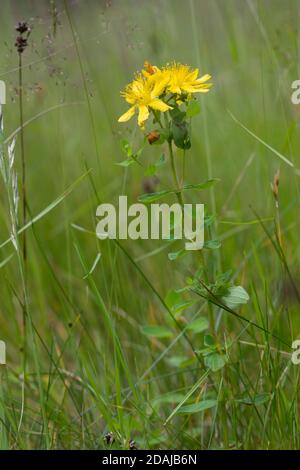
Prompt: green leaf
<box><xmin>138</xmin><ymin>190</ymin><xmax>171</xmax><ymax>203</ymax></box>
<box><xmin>172</xmin><ymin>120</ymin><xmax>191</xmax><ymax>150</ymax></box>
<box><xmin>169</xmin><ymin>108</ymin><xmax>186</xmax><ymax>121</ymax></box>
<box><xmin>138</xmin><ymin>178</ymin><xmax>219</xmax><ymax>203</ymax></box>
<box><xmin>236</xmin><ymin>393</ymin><xmax>270</xmax><ymax>406</ymax></box>
<box><xmin>186</xmin><ymin>100</ymin><xmax>201</xmax><ymax>117</ymax></box>
<box><xmin>183</xmin><ymin>178</ymin><xmax>220</xmax><ymax>191</ymax></box>
<box><xmin>186</xmin><ymin>317</ymin><xmax>209</xmax><ymax>333</ymax></box>
<box><xmin>172</xmin><ymin>300</ymin><xmax>195</xmax><ymax>314</ymax></box>
<box><xmin>204</xmin><ymin>334</ymin><xmax>215</xmax><ymax>347</ymax></box>
<box><xmin>179</xmin><ymin>399</ymin><xmax>217</xmax><ymax>414</ymax></box>
<box><xmin>165</xmin><ymin>290</ymin><xmax>182</xmax><ymax>310</ymax></box>
<box><xmin>165</xmin><ymin>290</ymin><xmax>195</xmax><ymax>315</ymax></box>
<box><xmin>168</xmin><ymin>249</ymin><xmax>188</xmax><ymax>261</ymax></box>
<box><xmin>222</xmin><ymin>285</ymin><xmax>249</xmax><ymax>309</ymax></box>
<box><xmin>204</xmin><ymin>353</ymin><xmax>227</xmax><ymax>371</ymax></box>
<box><xmin>204</xmin><ymin>239</ymin><xmax>221</xmax><ymax>250</ymax></box>
<box><xmin>120</xmin><ymin>139</ymin><xmax>133</xmax><ymax>157</ymax></box>
<box><xmin>144</xmin><ymin>164</ymin><xmax>157</xmax><ymax>176</ymax></box>
<box><xmin>142</xmin><ymin>325</ymin><xmax>173</xmax><ymax>338</ymax></box>
<box><xmin>116</xmin><ymin>158</ymin><xmax>135</xmax><ymax>167</ymax></box>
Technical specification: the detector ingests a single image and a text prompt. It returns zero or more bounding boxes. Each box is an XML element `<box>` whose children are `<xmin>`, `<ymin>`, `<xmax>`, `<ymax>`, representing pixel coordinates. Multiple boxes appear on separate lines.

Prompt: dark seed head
<box><xmin>271</xmin><ymin>169</ymin><xmax>280</xmax><ymax>201</ymax></box>
<box><xmin>104</xmin><ymin>432</ymin><xmax>114</xmax><ymax>445</ymax></box>
<box><xmin>15</xmin><ymin>36</ymin><xmax>28</xmax><ymax>54</ymax></box>
<box><xmin>16</xmin><ymin>22</ymin><xmax>29</xmax><ymax>34</ymax></box>
<box><xmin>129</xmin><ymin>439</ymin><xmax>137</xmax><ymax>450</ymax></box>
<box><xmin>15</xmin><ymin>21</ymin><xmax>30</xmax><ymax>54</ymax></box>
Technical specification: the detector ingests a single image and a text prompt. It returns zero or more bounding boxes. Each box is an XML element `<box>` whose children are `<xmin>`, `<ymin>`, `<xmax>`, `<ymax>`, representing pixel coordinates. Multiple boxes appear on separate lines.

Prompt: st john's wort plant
<box><xmin>118</xmin><ymin>61</ymin><xmax>250</xmax><ymax>372</ymax></box>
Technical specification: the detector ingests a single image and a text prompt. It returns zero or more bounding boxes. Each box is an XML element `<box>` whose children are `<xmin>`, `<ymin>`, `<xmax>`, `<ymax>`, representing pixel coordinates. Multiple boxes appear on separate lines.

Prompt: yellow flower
<box><xmin>165</xmin><ymin>63</ymin><xmax>212</xmax><ymax>95</ymax></box>
<box><xmin>118</xmin><ymin>72</ymin><xmax>171</xmax><ymax>127</ymax></box>
<box><xmin>118</xmin><ymin>62</ymin><xmax>212</xmax><ymax>128</ymax></box>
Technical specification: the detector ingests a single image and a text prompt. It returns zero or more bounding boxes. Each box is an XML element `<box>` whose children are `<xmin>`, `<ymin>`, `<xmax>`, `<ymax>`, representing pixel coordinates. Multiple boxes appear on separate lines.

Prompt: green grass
<box><xmin>0</xmin><ymin>0</ymin><xmax>300</xmax><ymax>449</ymax></box>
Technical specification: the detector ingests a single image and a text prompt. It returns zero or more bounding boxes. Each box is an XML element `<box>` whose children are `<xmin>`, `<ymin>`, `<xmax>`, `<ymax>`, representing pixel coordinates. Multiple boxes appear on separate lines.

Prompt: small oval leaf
<box><xmin>186</xmin><ymin>317</ymin><xmax>209</xmax><ymax>333</ymax></box>
<box><xmin>179</xmin><ymin>399</ymin><xmax>217</xmax><ymax>414</ymax></box>
<box><xmin>222</xmin><ymin>285</ymin><xmax>249</xmax><ymax>309</ymax></box>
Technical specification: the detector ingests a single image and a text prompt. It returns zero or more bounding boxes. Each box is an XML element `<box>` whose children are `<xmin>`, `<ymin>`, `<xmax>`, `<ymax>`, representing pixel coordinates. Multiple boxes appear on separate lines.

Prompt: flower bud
<box><xmin>147</xmin><ymin>130</ymin><xmax>160</xmax><ymax>144</ymax></box>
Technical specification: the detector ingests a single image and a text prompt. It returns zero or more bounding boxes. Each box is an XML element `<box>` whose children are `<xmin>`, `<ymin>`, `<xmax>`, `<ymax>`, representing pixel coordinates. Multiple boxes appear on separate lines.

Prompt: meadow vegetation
<box><xmin>0</xmin><ymin>0</ymin><xmax>300</xmax><ymax>449</ymax></box>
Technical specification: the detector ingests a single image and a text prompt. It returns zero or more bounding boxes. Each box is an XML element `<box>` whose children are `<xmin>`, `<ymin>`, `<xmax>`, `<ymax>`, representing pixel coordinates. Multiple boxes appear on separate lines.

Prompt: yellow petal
<box><xmin>182</xmin><ymin>83</ymin><xmax>211</xmax><ymax>93</ymax></box>
<box><xmin>118</xmin><ymin>106</ymin><xmax>136</xmax><ymax>122</ymax></box>
<box><xmin>192</xmin><ymin>83</ymin><xmax>212</xmax><ymax>91</ymax></box>
<box><xmin>181</xmin><ymin>85</ymin><xmax>199</xmax><ymax>93</ymax></box>
<box><xmin>196</xmin><ymin>74</ymin><xmax>212</xmax><ymax>83</ymax></box>
<box><xmin>138</xmin><ymin>105</ymin><xmax>149</xmax><ymax>127</ymax></box>
<box><xmin>151</xmin><ymin>76</ymin><xmax>169</xmax><ymax>97</ymax></box>
<box><xmin>168</xmin><ymin>85</ymin><xmax>181</xmax><ymax>94</ymax></box>
<box><xmin>125</xmin><ymin>95</ymin><xmax>136</xmax><ymax>105</ymax></box>
<box><xmin>149</xmin><ymin>99</ymin><xmax>172</xmax><ymax>112</ymax></box>
<box><xmin>187</xmin><ymin>68</ymin><xmax>199</xmax><ymax>81</ymax></box>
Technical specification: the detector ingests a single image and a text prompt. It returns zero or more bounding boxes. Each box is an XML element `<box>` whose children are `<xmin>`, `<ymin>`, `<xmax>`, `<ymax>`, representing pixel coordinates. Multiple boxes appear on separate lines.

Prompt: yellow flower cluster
<box><xmin>118</xmin><ymin>62</ymin><xmax>212</xmax><ymax>128</ymax></box>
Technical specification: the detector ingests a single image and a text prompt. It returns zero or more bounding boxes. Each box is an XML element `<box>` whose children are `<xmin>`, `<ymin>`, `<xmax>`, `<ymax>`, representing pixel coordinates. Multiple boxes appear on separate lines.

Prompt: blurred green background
<box><xmin>0</xmin><ymin>0</ymin><xmax>300</xmax><ymax>450</ymax></box>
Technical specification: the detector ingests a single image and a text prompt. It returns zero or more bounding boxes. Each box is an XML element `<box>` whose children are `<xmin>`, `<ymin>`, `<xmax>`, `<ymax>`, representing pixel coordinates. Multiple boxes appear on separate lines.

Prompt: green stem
<box><xmin>152</xmin><ymin>109</ymin><xmax>163</xmax><ymax>128</ymax></box>
<box><xmin>182</xmin><ymin>148</ymin><xmax>186</xmax><ymax>187</ymax></box>
<box><xmin>18</xmin><ymin>51</ymin><xmax>28</xmax><ymax>362</ymax></box>
<box><xmin>153</xmin><ymin>112</ymin><xmax>183</xmax><ymax>206</ymax></box>
<box><xmin>168</xmin><ymin>140</ymin><xmax>183</xmax><ymax>206</ymax></box>
<box><xmin>19</xmin><ymin>53</ymin><xmax>27</xmax><ymax>273</ymax></box>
